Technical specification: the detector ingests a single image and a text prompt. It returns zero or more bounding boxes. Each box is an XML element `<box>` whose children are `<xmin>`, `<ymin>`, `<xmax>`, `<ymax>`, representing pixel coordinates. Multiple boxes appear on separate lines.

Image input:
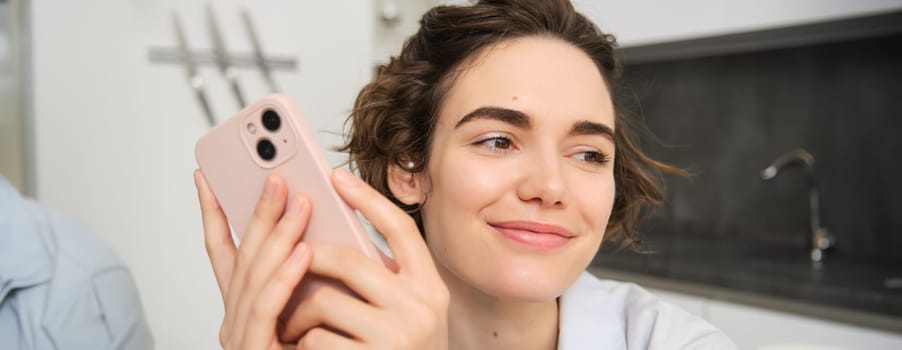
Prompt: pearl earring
<box><xmin>405</xmin><ymin>160</ymin><xmax>416</xmax><ymax>170</ymax></box>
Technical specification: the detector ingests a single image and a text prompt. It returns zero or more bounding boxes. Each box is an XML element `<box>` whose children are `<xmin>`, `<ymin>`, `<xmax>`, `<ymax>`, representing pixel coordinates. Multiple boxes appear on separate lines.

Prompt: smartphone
<box><xmin>195</xmin><ymin>94</ymin><xmax>385</xmax><ymax>327</ymax></box>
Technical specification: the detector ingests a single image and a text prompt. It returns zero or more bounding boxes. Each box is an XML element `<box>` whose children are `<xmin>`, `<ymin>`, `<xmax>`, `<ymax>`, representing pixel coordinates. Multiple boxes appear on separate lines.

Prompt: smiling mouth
<box><xmin>489</xmin><ymin>221</ymin><xmax>573</xmax><ymax>250</ymax></box>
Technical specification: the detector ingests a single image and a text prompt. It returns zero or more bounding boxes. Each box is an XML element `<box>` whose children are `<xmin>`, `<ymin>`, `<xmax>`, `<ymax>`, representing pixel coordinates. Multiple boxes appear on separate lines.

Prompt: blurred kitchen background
<box><xmin>2</xmin><ymin>0</ymin><xmax>901</xmax><ymax>348</ymax></box>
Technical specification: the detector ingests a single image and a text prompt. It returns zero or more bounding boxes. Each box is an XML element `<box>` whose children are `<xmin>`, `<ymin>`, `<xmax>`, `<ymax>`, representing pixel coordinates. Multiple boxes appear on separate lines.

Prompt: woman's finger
<box><xmin>281</xmin><ymin>284</ymin><xmax>380</xmax><ymax>343</ymax></box>
<box><xmin>279</xmin><ymin>248</ymin><xmax>393</xmax><ymax>340</ymax></box>
<box><xmin>194</xmin><ymin>169</ymin><xmax>237</xmax><ymax>297</ymax></box>
<box><xmin>244</xmin><ymin>194</ymin><xmax>312</xmax><ymax>292</ymax></box>
<box><xmin>307</xmin><ymin>244</ymin><xmax>400</xmax><ymax>306</ymax></box>
<box><xmin>296</xmin><ymin>327</ymin><xmax>364</xmax><ymax>350</ymax></box>
<box><xmin>234</xmin><ymin>194</ymin><xmax>313</xmax><ymax>339</ymax></box>
<box><xmin>240</xmin><ymin>243</ymin><xmax>312</xmax><ymax>349</ymax></box>
<box><xmin>225</xmin><ymin>174</ymin><xmax>289</xmax><ymax>340</ymax></box>
<box><xmin>330</xmin><ymin>169</ymin><xmax>434</xmax><ymax>277</ymax></box>
<box><xmin>235</xmin><ymin>174</ymin><xmax>289</xmax><ymax>270</ymax></box>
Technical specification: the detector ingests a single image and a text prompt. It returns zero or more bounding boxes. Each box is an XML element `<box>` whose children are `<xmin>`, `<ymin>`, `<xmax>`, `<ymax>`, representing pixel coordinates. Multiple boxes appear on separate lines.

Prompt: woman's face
<box><xmin>417</xmin><ymin>36</ymin><xmax>616</xmax><ymax>301</ymax></box>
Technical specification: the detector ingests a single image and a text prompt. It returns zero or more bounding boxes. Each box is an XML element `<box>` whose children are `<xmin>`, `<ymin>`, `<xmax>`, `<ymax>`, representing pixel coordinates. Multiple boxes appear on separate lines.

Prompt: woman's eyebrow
<box><xmin>454</xmin><ymin>106</ymin><xmax>530</xmax><ymax>129</ymax></box>
<box><xmin>455</xmin><ymin>106</ymin><xmax>613</xmax><ymax>141</ymax></box>
<box><xmin>571</xmin><ymin>120</ymin><xmax>614</xmax><ymax>141</ymax></box>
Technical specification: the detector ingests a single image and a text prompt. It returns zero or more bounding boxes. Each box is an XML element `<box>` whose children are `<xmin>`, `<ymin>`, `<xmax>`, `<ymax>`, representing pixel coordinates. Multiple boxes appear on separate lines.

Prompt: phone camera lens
<box><xmin>257</xmin><ymin>139</ymin><xmax>277</xmax><ymax>161</ymax></box>
<box><xmin>262</xmin><ymin>110</ymin><xmax>281</xmax><ymax>132</ymax></box>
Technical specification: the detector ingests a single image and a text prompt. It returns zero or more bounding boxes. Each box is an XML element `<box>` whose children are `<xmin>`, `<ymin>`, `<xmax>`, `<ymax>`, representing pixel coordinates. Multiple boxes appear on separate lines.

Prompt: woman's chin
<box><xmin>475</xmin><ymin>265</ymin><xmax>577</xmax><ymax>302</ymax></box>
<box><xmin>434</xmin><ymin>246</ymin><xmax>591</xmax><ymax>303</ymax></box>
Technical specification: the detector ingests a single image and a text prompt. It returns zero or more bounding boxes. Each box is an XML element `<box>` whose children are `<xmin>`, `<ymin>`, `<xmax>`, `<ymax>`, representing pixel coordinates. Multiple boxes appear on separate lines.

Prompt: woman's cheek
<box><xmin>575</xmin><ymin>172</ymin><xmax>616</xmax><ymax>235</ymax></box>
<box><xmin>449</xmin><ymin>155</ymin><xmax>517</xmax><ymax>199</ymax></box>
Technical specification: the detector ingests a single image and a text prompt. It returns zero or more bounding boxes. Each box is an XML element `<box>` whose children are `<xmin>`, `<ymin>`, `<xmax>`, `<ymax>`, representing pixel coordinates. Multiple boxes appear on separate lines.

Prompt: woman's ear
<box><xmin>386</xmin><ymin>163</ymin><xmax>427</xmax><ymax>206</ymax></box>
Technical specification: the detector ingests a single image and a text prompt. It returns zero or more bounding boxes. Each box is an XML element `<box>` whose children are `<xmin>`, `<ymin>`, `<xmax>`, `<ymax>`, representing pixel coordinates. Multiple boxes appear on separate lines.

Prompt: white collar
<box><xmin>558</xmin><ymin>271</ymin><xmax>627</xmax><ymax>350</ymax></box>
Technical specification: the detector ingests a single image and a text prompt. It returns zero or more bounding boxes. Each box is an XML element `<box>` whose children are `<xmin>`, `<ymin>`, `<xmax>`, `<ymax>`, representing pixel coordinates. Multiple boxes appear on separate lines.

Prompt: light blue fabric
<box><xmin>0</xmin><ymin>177</ymin><xmax>153</xmax><ymax>350</ymax></box>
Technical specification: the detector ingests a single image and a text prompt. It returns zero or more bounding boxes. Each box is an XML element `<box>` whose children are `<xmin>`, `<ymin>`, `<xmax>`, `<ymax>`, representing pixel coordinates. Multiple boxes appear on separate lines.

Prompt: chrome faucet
<box><xmin>761</xmin><ymin>148</ymin><xmax>836</xmax><ymax>263</ymax></box>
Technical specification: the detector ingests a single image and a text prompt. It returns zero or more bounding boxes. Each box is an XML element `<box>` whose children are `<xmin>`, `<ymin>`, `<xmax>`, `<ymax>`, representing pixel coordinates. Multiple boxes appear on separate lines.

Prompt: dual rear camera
<box><xmin>257</xmin><ymin>110</ymin><xmax>281</xmax><ymax>161</ymax></box>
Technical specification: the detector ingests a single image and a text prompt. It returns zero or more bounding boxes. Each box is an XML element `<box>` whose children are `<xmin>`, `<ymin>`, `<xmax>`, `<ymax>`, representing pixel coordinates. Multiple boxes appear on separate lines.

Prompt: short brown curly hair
<box><xmin>339</xmin><ymin>0</ymin><xmax>680</xmax><ymax>250</ymax></box>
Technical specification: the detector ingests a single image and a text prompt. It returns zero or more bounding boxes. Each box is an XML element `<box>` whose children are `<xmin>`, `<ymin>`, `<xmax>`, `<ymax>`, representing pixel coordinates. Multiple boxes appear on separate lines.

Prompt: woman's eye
<box><xmin>478</xmin><ymin>137</ymin><xmax>513</xmax><ymax>150</ymax></box>
<box><xmin>574</xmin><ymin>151</ymin><xmax>610</xmax><ymax>165</ymax></box>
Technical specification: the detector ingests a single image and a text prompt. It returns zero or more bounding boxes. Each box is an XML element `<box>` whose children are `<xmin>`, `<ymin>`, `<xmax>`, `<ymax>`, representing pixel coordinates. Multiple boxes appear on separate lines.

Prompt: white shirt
<box><xmin>558</xmin><ymin>272</ymin><xmax>736</xmax><ymax>349</ymax></box>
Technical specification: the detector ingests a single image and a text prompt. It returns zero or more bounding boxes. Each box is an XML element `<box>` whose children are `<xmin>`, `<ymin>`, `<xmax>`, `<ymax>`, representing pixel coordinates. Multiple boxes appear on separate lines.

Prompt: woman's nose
<box><xmin>516</xmin><ymin>152</ymin><xmax>568</xmax><ymax>208</ymax></box>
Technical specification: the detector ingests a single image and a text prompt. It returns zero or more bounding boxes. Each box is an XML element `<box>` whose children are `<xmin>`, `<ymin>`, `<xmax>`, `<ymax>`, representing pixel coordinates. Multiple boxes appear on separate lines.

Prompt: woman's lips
<box><xmin>490</xmin><ymin>221</ymin><xmax>573</xmax><ymax>250</ymax></box>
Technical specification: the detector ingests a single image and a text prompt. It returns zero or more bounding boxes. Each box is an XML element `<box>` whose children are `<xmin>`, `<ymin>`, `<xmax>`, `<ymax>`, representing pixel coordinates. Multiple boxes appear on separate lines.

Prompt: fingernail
<box><xmin>334</xmin><ymin>168</ymin><xmax>357</xmax><ymax>186</ymax></box>
<box><xmin>263</xmin><ymin>175</ymin><xmax>277</xmax><ymax>198</ymax></box>
<box><xmin>285</xmin><ymin>196</ymin><xmax>306</xmax><ymax>217</ymax></box>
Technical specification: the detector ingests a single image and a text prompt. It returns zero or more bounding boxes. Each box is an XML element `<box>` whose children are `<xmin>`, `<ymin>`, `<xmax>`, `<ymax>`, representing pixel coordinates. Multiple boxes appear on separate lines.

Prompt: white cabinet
<box><xmin>648</xmin><ymin>287</ymin><xmax>902</xmax><ymax>349</ymax></box>
<box><xmin>374</xmin><ymin>1</ymin><xmax>902</xmax><ymax>63</ymax></box>
<box><xmin>707</xmin><ymin>299</ymin><xmax>902</xmax><ymax>350</ymax></box>
<box><xmin>573</xmin><ymin>0</ymin><xmax>902</xmax><ymax>47</ymax></box>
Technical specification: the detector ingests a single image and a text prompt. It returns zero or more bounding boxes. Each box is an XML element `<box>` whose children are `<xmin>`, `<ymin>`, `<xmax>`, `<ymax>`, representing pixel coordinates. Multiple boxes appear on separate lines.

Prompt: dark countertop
<box><xmin>590</xmin><ymin>233</ymin><xmax>902</xmax><ymax>333</ymax></box>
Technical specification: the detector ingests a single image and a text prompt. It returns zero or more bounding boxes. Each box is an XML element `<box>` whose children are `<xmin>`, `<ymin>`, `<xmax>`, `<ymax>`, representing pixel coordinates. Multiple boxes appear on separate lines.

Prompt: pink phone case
<box><xmin>195</xmin><ymin>94</ymin><xmax>384</xmax><ymax>324</ymax></box>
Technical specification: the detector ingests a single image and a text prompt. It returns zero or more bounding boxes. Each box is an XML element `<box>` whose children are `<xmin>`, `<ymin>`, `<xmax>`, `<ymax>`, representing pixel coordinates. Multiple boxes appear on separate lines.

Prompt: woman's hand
<box><xmin>280</xmin><ymin>169</ymin><xmax>449</xmax><ymax>350</ymax></box>
<box><xmin>195</xmin><ymin>170</ymin><xmax>313</xmax><ymax>350</ymax></box>
<box><xmin>195</xmin><ymin>168</ymin><xmax>449</xmax><ymax>350</ymax></box>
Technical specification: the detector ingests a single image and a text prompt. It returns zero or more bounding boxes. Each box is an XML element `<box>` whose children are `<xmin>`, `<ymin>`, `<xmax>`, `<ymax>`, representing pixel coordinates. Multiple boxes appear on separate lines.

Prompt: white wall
<box><xmin>574</xmin><ymin>0</ymin><xmax>902</xmax><ymax>46</ymax></box>
<box><xmin>373</xmin><ymin>0</ymin><xmax>434</xmax><ymax>66</ymax></box>
<box><xmin>29</xmin><ymin>1</ymin><xmax>373</xmax><ymax>348</ymax></box>
<box><xmin>0</xmin><ymin>0</ymin><xmax>26</xmax><ymax>192</ymax></box>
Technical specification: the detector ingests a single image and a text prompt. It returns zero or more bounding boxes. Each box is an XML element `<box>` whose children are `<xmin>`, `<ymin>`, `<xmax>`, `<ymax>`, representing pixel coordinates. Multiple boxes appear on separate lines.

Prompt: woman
<box><xmin>195</xmin><ymin>0</ymin><xmax>735</xmax><ymax>348</ymax></box>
